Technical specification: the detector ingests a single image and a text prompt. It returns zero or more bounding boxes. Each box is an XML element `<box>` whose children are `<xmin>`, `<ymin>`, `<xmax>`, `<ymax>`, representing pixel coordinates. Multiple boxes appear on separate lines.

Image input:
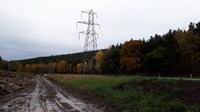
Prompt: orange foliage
<box><xmin>75</xmin><ymin>63</ymin><xmax>82</xmax><ymax>73</ymax></box>
<box><xmin>15</xmin><ymin>62</ymin><xmax>23</xmax><ymax>72</ymax></box>
<box><xmin>57</xmin><ymin>61</ymin><xmax>68</xmax><ymax>74</ymax></box>
<box><xmin>120</xmin><ymin>40</ymin><xmax>143</xmax><ymax>73</ymax></box>
<box><xmin>95</xmin><ymin>50</ymin><xmax>104</xmax><ymax>72</ymax></box>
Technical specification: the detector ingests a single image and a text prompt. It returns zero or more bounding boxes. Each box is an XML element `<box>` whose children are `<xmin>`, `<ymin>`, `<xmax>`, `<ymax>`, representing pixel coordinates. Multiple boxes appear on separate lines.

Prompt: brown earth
<box><xmin>49</xmin><ymin>78</ymin><xmax>122</xmax><ymax>112</ymax></box>
<box><xmin>0</xmin><ymin>70</ymin><xmax>32</xmax><ymax>95</ymax></box>
<box><xmin>0</xmin><ymin>74</ymin><xmax>110</xmax><ymax>112</ymax></box>
<box><xmin>113</xmin><ymin>79</ymin><xmax>200</xmax><ymax>105</ymax></box>
<box><xmin>2</xmin><ymin>71</ymin><xmax>199</xmax><ymax>111</ymax></box>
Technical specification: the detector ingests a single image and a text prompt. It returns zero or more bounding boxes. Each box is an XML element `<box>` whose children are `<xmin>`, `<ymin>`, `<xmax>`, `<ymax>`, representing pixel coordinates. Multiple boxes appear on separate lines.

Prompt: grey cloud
<box><xmin>0</xmin><ymin>0</ymin><xmax>200</xmax><ymax>60</ymax></box>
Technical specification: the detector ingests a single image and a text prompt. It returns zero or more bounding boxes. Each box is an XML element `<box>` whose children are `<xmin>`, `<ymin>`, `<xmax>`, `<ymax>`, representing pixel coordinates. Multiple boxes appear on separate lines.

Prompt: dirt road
<box><xmin>0</xmin><ymin>75</ymin><xmax>103</xmax><ymax>112</ymax></box>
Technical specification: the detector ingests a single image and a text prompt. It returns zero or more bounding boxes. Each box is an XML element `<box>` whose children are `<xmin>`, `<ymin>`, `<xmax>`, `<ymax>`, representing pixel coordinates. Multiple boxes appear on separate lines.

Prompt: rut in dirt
<box><xmin>0</xmin><ymin>75</ymin><xmax>103</xmax><ymax>112</ymax></box>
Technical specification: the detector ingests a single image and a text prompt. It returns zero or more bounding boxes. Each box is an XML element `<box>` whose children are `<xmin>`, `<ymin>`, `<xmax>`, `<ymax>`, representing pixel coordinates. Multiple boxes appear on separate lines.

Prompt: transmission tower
<box><xmin>77</xmin><ymin>9</ymin><xmax>100</xmax><ymax>74</ymax></box>
<box><xmin>77</xmin><ymin>9</ymin><xmax>100</xmax><ymax>52</ymax></box>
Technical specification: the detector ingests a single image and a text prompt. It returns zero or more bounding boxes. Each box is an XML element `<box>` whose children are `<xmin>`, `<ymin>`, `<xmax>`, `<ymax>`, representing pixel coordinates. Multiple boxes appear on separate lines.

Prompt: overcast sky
<box><xmin>0</xmin><ymin>0</ymin><xmax>200</xmax><ymax>60</ymax></box>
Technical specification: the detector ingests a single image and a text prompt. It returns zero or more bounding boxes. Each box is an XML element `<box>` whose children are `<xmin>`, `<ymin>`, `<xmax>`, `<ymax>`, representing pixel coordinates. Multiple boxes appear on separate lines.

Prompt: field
<box><xmin>47</xmin><ymin>74</ymin><xmax>200</xmax><ymax>112</ymax></box>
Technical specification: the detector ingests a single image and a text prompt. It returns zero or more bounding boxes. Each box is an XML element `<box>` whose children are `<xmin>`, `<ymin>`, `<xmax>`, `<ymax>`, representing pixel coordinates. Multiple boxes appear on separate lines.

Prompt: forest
<box><xmin>0</xmin><ymin>22</ymin><xmax>200</xmax><ymax>76</ymax></box>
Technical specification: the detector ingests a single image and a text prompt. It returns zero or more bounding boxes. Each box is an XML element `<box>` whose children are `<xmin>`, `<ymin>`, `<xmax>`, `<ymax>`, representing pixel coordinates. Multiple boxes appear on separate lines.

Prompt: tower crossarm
<box><xmin>77</xmin><ymin>21</ymin><xmax>100</xmax><ymax>26</ymax></box>
<box><xmin>77</xmin><ymin>21</ymin><xmax>88</xmax><ymax>25</ymax></box>
<box><xmin>81</xmin><ymin>10</ymin><xmax>97</xmax><ymax>16</ymax></box>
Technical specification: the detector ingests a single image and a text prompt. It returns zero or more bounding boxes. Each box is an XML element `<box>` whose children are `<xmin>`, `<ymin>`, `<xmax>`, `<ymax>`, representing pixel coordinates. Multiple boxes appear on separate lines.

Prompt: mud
<box><xmin>113</xmin><ymin>79</ymin><xmax>200</xmax><ymax>105</ymax></box>
<box><xmin>0</xmin><ymin>75</ymin><xmax>103</xmax><ymax>112</ymax></box>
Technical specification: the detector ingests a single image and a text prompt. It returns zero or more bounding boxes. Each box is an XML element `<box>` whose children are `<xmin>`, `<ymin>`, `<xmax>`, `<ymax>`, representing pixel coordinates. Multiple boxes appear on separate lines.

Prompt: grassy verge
<box><xmin>47</xmin><ymin>74</ymin><xmax>200</xmax><ymax>112</ymax></box>
<box><xmin>15</xmin><ymin>72</ymin><xmax>34</xmax><ymax>77</ymax></box>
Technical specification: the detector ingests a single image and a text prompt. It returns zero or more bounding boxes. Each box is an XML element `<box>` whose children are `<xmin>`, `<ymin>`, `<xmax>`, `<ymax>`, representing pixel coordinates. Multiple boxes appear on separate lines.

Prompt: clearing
<box><xmin>48</xmin><ymin>74</ymin><xmax>200</xmax><ymax>112</ymax></box>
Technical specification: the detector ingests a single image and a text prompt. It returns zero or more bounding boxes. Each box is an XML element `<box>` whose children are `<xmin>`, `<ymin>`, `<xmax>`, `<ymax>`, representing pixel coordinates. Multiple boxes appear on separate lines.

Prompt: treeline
<box><xmin>1</xmin><ymin>22</ymin><xmax>200</xmax><ymax>75</ymax></box>
<box><xmin>13</xmin><ymin>50</ymin><xmax>104</xmax><ymax>74</ymax></box>
<box><xmin>102</xmin><ymin>22</ymin><xmax>200</xmax><ymax>75</ymax></box>
<box><xmin>18</xmin><ymin>51</ymin><xmax>98</xmax><ymax>64</ymax></box>
<box><xmin>0</xmin><ymin>49</ymin><xmax>105</xmax><ymax>74</ymax></box>
<box><xmin>0</xmin><ymin>56</ymin><xmax>17</xmax><ymax>71</ymax></box>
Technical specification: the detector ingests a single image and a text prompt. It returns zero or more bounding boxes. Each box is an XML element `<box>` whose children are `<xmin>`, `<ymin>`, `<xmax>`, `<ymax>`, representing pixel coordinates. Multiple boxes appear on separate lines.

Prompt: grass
<box><xmin>48</xmin><ymin>74</ymin><xmax>133</xmax><ymax>97</ymax></box>
<box><xmin>15</xmin><ymin>72</ymin><xmax>34</xmax><ymax>77</ymax></box>
<box><xmin>47</xmin><ymin>74</ymin><xmax>200</xmax><ymax>112</ymax></box>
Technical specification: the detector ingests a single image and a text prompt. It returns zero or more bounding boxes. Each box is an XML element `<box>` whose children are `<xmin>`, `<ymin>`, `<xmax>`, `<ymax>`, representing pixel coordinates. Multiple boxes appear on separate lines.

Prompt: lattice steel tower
<box><xmin>77</xmin><ymin>9</ymin><xmax>100</xmax><ymax>52</ymax></box>
<box><xmin>77</xmin><ymin>9</ymin><xmax>100</xmax><ymax>74</ymax></box>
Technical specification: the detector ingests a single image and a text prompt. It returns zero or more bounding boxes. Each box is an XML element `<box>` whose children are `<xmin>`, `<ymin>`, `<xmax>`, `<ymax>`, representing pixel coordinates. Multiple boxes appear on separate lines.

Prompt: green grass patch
<box><xmin>15</xmin><ymin>72</ymin><xmax>34</xmax><ymax>77</ymax></box>
<box><xmin>47</xmin><ymin>74</ymin><xmax>200</xmax><ymax>112</ymax></box>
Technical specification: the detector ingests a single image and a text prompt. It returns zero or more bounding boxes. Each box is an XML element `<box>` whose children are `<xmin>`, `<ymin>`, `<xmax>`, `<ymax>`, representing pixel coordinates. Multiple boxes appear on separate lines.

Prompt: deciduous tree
<box><xmin>75</xmin><ymin>63</ymin><xmax>82</xmax><ymax>74</ymax></box>
<box><xmin>57</xmin><ymin>61</ymin><xmax>68</xmax><ymax>74</ymax></box>
<box><xmin>15</xmin><ymin>62</ymin><xmax>23</xmax><ymax>72</ymax></box>
<box><xmin>120</xmin><ymin>40</ymin><xmax>143</xmax><ymax>73</ymax></box>
<box><xmin>95</xmin><ymin>50</ymin><xmax>104</xmax><ymax>73</ymax></box>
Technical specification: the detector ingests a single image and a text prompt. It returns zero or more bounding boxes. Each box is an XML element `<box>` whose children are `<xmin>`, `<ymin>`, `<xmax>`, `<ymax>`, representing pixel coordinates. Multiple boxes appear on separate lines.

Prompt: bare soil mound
<box><xmin>0</xmin><ymin>70</ymin><xmax>32</xmax><ymax>95</ymax></box>
<box><xmin>113</xmin><ymin>79</ymin><xmax>200</xmax><ymax>105</ymax></box>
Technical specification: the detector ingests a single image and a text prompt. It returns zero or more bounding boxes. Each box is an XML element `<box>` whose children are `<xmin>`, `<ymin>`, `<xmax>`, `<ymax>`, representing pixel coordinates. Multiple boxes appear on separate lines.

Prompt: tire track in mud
<box><xmin>0</xmin><ymin>75</ymin><xmax>103</xmax><ymax>112</ymax></box>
